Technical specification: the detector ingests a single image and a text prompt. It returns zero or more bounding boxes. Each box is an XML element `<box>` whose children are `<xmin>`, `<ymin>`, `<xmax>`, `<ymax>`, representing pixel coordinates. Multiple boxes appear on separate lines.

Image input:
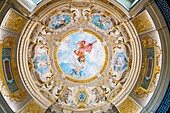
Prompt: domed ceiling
<box><xmin>0</xmin><ymin>0</ymin><xmax>169</xmax><ymax>113</ymax></box>
<box><xmin>25</xmin><ymin>3</ymin><xmax>139</xmax><ymax>110</ymax></box>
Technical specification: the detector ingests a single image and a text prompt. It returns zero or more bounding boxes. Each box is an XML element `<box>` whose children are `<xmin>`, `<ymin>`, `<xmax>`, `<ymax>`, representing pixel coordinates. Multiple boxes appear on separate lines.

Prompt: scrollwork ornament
<box><xmin>134</xmin><ymin>37</ymin><xmax>161</xmax><ymax>98</ymax></box>
<box><xmin>22</xmin><ymin>100</ymin><xmax>45</xmax><ymax>113</ymax></box>
<box><xmin>132</xmin><ymin>10</ymin><xmax>154</xmax><ymax>34</ymax></box>
<box><xmin>2</xmin><ymin>9</ymin><xmax>28</xmax><ymax>33</ymax></box>
<box><xmin>0</xmin><ymin>37</ymin><xmax>26</xmax><ymax>102</ymax></box>
<box><xmin>19</xmin><ymin>2</ymin><xmax>140</xmax><ymax>111</ymax></box>
<box><xmin>117</xmin><ymin>97</ymin><xmax>140</xmax><ymax>113</ymax></box>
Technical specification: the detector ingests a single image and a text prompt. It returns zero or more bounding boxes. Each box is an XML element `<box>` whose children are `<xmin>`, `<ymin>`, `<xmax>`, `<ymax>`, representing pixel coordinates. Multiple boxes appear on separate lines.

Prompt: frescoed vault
<box><xmin>0</xmin><ymin>0</ymin><xmax>169</xmax><ymax>113</ymax></box>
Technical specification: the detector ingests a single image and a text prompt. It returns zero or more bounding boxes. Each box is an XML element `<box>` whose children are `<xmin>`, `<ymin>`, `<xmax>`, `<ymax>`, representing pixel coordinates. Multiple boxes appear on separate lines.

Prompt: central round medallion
<box><xmin>55</xmin><ymin>30</ymin><xmax>107</xmax><ymax>83</ymax></box>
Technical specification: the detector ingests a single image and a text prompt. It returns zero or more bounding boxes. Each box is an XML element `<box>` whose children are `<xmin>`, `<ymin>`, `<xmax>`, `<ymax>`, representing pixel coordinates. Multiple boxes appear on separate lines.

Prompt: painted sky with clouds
<box><xmin>57</xmin><ymin>32</ymin><xmax>105</xmax><ymax>79</ymax></box>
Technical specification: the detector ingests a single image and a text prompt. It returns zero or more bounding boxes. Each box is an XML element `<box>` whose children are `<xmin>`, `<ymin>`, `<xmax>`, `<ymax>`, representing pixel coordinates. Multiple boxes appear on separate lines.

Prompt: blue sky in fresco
<box><xmin>57</xmin><ymin>32</ymin><xmax>105</xmax><ymax>79</ymax></box>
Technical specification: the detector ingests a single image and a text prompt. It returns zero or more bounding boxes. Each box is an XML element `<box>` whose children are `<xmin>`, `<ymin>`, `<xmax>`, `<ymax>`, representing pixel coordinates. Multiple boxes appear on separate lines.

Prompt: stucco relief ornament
<box><xmin>25</xmin><ymin>4</ymin><xmax>136</xmax><ymax>111</ymax></box>
<box><xmin>88</xmin><ymin>6</ymin><xmax>119</xmax><ymax>36</ymax></box>
<box><xmin>42</xmin><ymin>6</ymin><xmax>77</xmax><ymax>35</ymax></box>
<box><xmin>134</xmin><ymin>37</ymin><xmax>161</xmax><ymax>98</ymax></box>
<box><xmin>0</xmin><ymin>37</ymin><xmax>26</xmax><ymax>102</ymax></box>
<box><xmin>28</xmin><ymin>36</ymin><xmax>54</xmax><ymax>90</ymax></box>
<box><xmin>108</xmin><ymin>38</ymin><xmax>131</xmax><ymax>84</ymax></box>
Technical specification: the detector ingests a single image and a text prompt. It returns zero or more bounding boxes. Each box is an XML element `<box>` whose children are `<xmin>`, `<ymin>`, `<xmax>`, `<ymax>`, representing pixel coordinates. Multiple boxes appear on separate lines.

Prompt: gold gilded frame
<box><xmin>54</xmin><ymin>29</ymin><xmax>108</xmax><ymax>83</ymax></box>
<box><xmin>140</xmin><ymin>46</ymin><xmax>157</xmax><ymax>92</ymax></box>
<box><xmin>1</xmin><ymin>8</ymin><xmax>28</xmax><ymax>33</ymax></box>
<box><xmin>0</xmin><ymin>37</ymin><xmax>26</xmax><ymax>102</ymax></box>
<box><xmin>134</xmin><ymin>38</ymin><xmax>160</xmax><ymax>97</ymax></box>
<box><xmin>117</xmin><ymin>96</ymin><xmax>141</xmax><ymax>113</ymax></box>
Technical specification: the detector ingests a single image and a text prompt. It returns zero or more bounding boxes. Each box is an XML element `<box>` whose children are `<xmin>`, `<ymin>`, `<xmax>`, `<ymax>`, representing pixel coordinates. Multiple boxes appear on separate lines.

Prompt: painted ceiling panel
<box><xmin>0</xmin><ymin>0</ymin><xmax>169</xmax><ymax>113</ymax></box>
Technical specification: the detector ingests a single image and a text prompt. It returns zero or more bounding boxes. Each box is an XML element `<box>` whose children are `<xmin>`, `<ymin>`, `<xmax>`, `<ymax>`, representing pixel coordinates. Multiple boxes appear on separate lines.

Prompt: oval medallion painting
<box><xmin>56</xmin><ymin>30</ymin><xmax>107</xmax><ymax>82</ymax></box>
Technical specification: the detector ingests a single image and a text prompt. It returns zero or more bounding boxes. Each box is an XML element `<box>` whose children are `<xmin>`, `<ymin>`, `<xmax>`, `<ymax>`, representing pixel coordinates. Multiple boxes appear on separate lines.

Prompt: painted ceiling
<box><xmin>0</xmin><ymin>0</ymin><xmax>169</xmax><ymax>113</ymax></box>
<box><xmin>27</xmin><ymin>5</ymin><xmax>135</xmax><ymax>110</ymax></box>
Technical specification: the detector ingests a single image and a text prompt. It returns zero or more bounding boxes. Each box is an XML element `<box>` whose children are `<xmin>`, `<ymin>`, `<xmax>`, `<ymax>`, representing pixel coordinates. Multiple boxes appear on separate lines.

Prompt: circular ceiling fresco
<box><xmin>18</xmin><ymin>1</ymin><xmax>144</xmax><ymax>112</ymax></box>
<box><xmin>55</xmin><ymin>30</ymin><xmax>107</xmax><ymax>83</ymax></box>
<box><xmin>0</xmin><ymin>0</ymin><xmax>170</xmax><ymax>113</ymax></box>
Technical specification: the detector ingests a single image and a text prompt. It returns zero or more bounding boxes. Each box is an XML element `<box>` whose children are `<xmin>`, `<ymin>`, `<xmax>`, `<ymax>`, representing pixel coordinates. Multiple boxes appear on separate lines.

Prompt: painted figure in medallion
<box><xmin>114</xmin><ymin>52</ymin><xmax>128</xmax><ymax>72</ymax></box>
<box><xmin>70</xmin><ymin>63</ymin><xmax>84</xmax><ymax>76</ymax></box>
<box><xmin>92</xmin><ymin>15</ymin><xmax>112</xmax><ymax>30</ymax></box>
<box><xmin>33</xmin><ymin>44</ymin><xmax>52</xmax><ymax>83</ymax></box>
<box><xmin>110</xmin><ymin>43</ymin><xmax>129</xmax><ymax>81</ymax></box>
<box><xmin>74</xmin><ymin>40</ymin><xmax>97</xmax><ymax>68</ymax></box>
<box><xmin>29</xmin><ymin>36</ymin><xmax>53</xmax><ymax>85</ymax></box>
<box><xmin>58</xmin><ymin>32</ymin><xmax>105</xmax><ymax>80</ymax></box>
<box><xmin>51</xmin><ymin>14</ymin><xmax>71</xmax><ymax>30</ymax></box>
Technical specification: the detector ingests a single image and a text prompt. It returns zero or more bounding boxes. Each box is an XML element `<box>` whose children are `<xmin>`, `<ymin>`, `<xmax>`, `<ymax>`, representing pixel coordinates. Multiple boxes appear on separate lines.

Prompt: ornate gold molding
<box><xmin>33</xmin><ymin>0</ymin><xmax>126</xmax><ymax>18</ymax></box>
<box><xmin>20</xmin><ymin>100</ymin><xmax>45</xmax><ymax>113</ymax></box>
<box><xmin>134</xmin><ymin>37</ymin><xmax>161</xmax><ymax>98</ymax></box>
<box><xmin>0</xmin><ymin>37</ymin><xmax>26</xmax><ymax>102</ymax></box>
<box><xmin>96</xmin><ymin>0</ymin><xmax>126</xmax><ymax>17</ymax></box>
<box><xmin>117</xmin><ymin>97</ymin><xmax>141</xmax><ymax>113</ymax></box>
<box><xmin>17</xmin><ymin>0</ymin><xmax>141</xmax><ymax>111</ymax></box>
<box><xmin>34</xmin><ymin>0</ymin><xmax>61</xmax><ymax>16</ymax></box>
<box><xmin>132</xmin><ymin>10</ymin><xmax>154</xmax><ymax>34</ymax></box>
<box><xmin>1</xmin><ymin>8</ymin><xmax>28</xmax><ymax>33</ymax></box>
<box><xmin>54</xmin><ymin>29</ymin><xmax>109</xmax><ymax>83</ymax></box>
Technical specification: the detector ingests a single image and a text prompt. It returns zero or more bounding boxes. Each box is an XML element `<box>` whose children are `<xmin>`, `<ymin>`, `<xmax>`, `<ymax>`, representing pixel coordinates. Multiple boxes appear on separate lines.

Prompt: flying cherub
<box><xmin>74</xmin><ymin>40</ymin><xmax>97</xmax><ymax>68</ymax></box>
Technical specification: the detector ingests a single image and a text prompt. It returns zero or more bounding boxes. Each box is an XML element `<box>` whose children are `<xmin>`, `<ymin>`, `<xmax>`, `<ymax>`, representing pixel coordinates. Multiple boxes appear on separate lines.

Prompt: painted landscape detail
<box><xmin>58</xmin><ymin>32</ymin><xmax>105</xmax><ymax>80</ymax></box>
<box><xmin>141</xmin><ymin>47</ymin><xmax>154</xmax><ymax>90</ymax></box>
<box><xmin>2</xmin><ymin>48</ymin><xmax>18</xmax><ymax>93</ymax></box>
